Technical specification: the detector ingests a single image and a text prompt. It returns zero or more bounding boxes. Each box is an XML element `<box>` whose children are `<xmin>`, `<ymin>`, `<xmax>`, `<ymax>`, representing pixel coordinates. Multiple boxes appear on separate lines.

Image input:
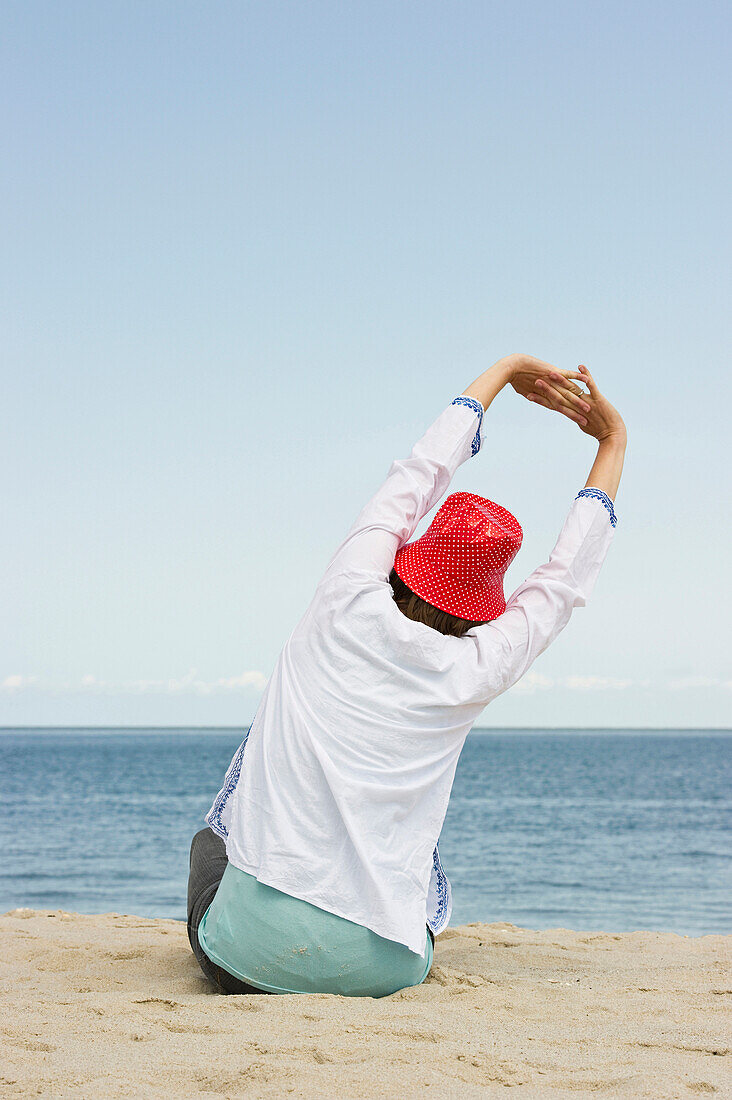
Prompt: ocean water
<box><xmin>1</xmin><ymin>729</ymin><xmax>730</xmax><ymax>936</ymax></box>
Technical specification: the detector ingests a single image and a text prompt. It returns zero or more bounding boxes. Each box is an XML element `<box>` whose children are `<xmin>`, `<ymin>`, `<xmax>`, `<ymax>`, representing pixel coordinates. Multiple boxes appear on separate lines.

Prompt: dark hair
<box><xmin>388</xmin><ymin>568</ymin><xmax>488</xmax><ymax>639</ymax></box>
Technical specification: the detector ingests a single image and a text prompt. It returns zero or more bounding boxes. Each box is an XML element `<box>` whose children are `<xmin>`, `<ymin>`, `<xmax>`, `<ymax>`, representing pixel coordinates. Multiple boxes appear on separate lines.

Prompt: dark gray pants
<box><xmin>187</xmin><ymin>827</ymin><xmax>270</xmax><ymax>994</ymax></box>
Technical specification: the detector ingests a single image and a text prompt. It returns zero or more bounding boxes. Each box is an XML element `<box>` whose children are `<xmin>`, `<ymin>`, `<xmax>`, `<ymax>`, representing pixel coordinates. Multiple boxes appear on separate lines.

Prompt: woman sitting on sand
<box><xmin>187</xmin><ymin>353</ymin><xmax>626</xmax><ymax>998</ymax></box>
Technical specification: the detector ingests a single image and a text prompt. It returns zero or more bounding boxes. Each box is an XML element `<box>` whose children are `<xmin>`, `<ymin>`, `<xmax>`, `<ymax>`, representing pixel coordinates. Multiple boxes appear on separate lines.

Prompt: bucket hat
<box><xmin>393</xmin><ymin>492</ymin><xmax>523</xmax><ymax>622</ymax></box>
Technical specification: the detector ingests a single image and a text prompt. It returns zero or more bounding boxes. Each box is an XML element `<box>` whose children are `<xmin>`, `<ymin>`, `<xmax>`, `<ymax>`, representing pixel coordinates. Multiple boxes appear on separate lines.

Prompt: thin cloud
<box><xmin>667</xmin><ymin>675</ymin><xmax>731</xmax><ymax>691</ymax></box>
<box><xmin>0</xmin><ymin>674</ymin><xmax>39</xmax><ymax>692</ymax></box>
<box><xmin>510</xmin><ymin>672</ymin><xmax>636</xmax><ymax>695</ymax></box>
<box><xmin>0</xmin><ymin>670</ymin><xmax>269</xmax><ymax>695</ymax></box>
<box><xmin>562</xmin><ymin>675</ymin><xmax>634</xmax><ymax>691</ymax></box>
<box><xmin>511</xmin><ymin>671</ymin><xmax>554</xmax><ymax>695</ymax></box>
<box><xmin>3</xmin><ymin>671</ymin><xmax>729</xmax><ymax>698</ymax></box>
<box><xmin>213</xmin><ymin>671</ymin><xmax>269</xmax><ymax>691</ymax></box>
<box><xmin>126</xmin><ymin>669</ymin><xmax>269</xmax><ymax>695</ymax></box>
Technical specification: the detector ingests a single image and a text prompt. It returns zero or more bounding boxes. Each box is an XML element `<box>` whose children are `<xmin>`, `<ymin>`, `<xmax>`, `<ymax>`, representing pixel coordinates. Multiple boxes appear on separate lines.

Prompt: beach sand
<box><xmin>1</xmin><ymin>910</ymin><xmax>729</xmax><ymax>1098</ymax></box>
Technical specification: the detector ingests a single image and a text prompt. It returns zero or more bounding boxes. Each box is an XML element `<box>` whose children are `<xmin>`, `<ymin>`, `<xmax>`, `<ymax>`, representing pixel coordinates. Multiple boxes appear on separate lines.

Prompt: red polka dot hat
<box><xmin>393</xmin><ymin>492</ymin><xmax>523</xmax><ymax>622</ymax></box>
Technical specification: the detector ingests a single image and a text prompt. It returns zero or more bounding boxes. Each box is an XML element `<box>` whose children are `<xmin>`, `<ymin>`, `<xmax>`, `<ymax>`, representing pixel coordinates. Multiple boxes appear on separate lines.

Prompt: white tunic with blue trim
<box><xmin>206</xmin><ymin>396</ymin><xmax>617</xmax><ymax>956</ymax></box>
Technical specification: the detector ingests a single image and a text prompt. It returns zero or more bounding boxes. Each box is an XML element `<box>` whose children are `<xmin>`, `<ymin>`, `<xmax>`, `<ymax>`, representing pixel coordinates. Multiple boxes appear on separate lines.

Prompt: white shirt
<box><xmin>206</xmin><ymin>396</ymin><xmax>618</xmax><ymax>956</ymax></box>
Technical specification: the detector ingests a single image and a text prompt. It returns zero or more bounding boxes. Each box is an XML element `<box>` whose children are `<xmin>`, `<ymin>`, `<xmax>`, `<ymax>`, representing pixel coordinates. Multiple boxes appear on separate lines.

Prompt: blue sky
<box><xmin>2</xmin><ymin>0</ymin><xmax>729</xmax><ymax>727</ymax></box>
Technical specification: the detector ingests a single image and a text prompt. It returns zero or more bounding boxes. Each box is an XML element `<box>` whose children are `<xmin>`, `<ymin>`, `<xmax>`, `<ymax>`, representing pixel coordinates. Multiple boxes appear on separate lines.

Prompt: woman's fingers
<box><xmin>548</xmin><ymin>377</ymin><xmax>584</xmax><ymax>398</ymax></box>
<box><xmin>561</xmin><ymin>405</ymin><xmax>588</xmax><ymax>425</ymax></box>
<box><xmin>533</xmin><ymin>385</ymin><xmax>588</xmax><ymax>424</ymax></box>
<box><xmin>577</xmin><ymin>364</ymin><xmax>599</xmax><ymax>397</ymax></box>
<box><xmin>535</xmin><ymin>378</ymin><xmax>591</xmax><ymax>414</ymax></box>
<box><xmin>523</xmin><ymin>361</ymin><xmax>595</xmax><ymax>428</ymax></box>
<box><xmin>549</xmin><ymin>372</ymin><xmax>588</xmax><ymax>400</ymax></box>
<box><xmin>527</xmin><ymin>391</ymin><xmax>587</xmax><ymax>425</ymax></box>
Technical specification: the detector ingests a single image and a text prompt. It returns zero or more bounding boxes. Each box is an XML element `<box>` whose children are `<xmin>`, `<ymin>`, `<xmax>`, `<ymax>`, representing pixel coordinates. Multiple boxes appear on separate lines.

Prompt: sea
<box><xmin>2</xmin><ymin>728</ymin><xmax>730</xmax><ymax>936</ymax></box>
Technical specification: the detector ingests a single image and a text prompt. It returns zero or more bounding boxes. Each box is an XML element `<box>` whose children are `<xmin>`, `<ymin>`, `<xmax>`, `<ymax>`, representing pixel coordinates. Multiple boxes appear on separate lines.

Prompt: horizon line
<box><xmin>1</xmin><ymin>725</ymin><xmax>730</xmax><ymax>733</ymax></box>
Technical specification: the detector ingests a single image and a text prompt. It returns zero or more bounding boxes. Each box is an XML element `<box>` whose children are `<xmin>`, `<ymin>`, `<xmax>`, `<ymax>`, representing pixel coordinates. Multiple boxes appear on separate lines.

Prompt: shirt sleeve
<box><xmin>317</xmin><ymin>396</ymin><xmax>485</xmax><ymax>586</ymax></box>
<box><xmin>453</xmin><ymin>487</ymin><xmax>618</xmax><ymax>704</ymax></box>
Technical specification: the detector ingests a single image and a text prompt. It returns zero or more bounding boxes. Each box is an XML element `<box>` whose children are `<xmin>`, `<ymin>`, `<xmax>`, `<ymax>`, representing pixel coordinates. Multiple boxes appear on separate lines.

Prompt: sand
<box><xmin>1</xmin><ymin>910</ymin><xmax>729</xmax><ymax>1099</ymax></box>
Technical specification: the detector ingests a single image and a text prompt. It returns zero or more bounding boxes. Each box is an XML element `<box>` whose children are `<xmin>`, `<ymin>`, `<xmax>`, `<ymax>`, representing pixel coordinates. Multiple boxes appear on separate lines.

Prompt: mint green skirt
<box><xmin>198</xmin><ymin>862</ymin><xmax>434</xmax><ymax>998</ymax></box>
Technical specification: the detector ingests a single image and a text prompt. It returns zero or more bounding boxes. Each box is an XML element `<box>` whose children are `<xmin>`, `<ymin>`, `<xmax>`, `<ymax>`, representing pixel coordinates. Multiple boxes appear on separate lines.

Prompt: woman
<box><xmin>187</xmin><ymin>353</ymin><xmax>626</xmax><ymax>998</ymax></box>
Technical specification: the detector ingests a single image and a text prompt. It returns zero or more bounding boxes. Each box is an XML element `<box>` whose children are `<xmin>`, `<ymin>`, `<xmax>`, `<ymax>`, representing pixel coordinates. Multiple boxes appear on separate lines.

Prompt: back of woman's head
<box><xmin>388</xmin><ymin>568</ymin><xmax>488</xmax><ymax>639</ymax></box>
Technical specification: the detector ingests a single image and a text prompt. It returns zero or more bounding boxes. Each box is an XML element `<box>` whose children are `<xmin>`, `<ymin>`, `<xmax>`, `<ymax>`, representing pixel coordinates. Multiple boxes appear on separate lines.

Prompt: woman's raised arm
<box><xmin>451</xmin><ymin>361</ymin><xmax>626</xmax><ymax>708</ymax></box>
<box><xmin>526</xmin><ymin>362</ymin><xmax>627</xmax><ymax>500</ymax></box>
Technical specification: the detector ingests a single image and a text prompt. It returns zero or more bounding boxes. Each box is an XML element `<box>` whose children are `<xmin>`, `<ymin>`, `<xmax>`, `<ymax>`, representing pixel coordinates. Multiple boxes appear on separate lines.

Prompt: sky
<box><xmin>1</xmin><ymin>0</ymin><xmax>730</xmax><ymax>728</ymax></box>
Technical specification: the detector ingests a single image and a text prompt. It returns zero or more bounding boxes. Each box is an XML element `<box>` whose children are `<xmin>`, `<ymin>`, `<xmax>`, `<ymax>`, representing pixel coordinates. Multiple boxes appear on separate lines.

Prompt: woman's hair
<box><xmin>388</xmin><ymin>567</ymin><xmax>488</xmax><ymax>639</ymax></box>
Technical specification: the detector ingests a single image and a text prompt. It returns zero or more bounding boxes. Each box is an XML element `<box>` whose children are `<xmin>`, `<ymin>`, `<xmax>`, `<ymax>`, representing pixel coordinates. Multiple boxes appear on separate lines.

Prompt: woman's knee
<box><xmin>190</xmin><ymin>826</ymin><xmax>222</xmax><ymax>865</ymax></box>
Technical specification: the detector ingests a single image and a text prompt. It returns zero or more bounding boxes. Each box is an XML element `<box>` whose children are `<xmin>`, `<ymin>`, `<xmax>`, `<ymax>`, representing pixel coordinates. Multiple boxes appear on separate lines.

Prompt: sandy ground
<box><xmin>1</xmin><ymin>910</ymin><xmax>729</xmax><ymax>1099</ymax></box>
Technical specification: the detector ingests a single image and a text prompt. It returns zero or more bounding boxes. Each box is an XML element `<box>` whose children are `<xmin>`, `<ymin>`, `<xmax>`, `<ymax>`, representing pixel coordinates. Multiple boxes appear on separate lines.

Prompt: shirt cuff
<box><xmin>575</xmin><ymin>486</ymin><xmax>618</xmax><ymax>527</ymax></box>
<box><xmin>450</xmin><ymin>395</ymin><xmax>484</xmax><ymax>457</ymax></box>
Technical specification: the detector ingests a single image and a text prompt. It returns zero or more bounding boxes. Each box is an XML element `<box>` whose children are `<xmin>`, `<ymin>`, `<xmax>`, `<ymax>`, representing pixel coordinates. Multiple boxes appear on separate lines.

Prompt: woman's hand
<box><xmin>510</xmin><ymin>355</ymin><xmax>592</xmax><ymax>427</ymax></box>
<box><xmin>528</xmin><ymin>363</ymin><xmax>626</xmax><ymax>443</ymax></box>
<box><xmin>461</xmin><ymin>354</ymin><xmax>597</xmax><ymax>430</ymax></box>
<box><xmin>522</xmin><ymin>361</ymin><xmax>626</xmax><ymax>498</ymax></box>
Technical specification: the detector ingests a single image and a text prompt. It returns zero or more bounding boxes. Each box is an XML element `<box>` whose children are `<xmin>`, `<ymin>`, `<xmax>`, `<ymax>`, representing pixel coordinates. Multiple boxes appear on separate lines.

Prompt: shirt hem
<box><xmin>225</xmin><ymin>850</ymin><xmax>430</xmax><ymax>957</ymax></box>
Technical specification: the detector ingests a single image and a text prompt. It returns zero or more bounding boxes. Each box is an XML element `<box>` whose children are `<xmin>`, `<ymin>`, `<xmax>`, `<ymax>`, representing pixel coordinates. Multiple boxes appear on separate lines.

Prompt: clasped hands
<box><xmin>502</xmin><ymin>354</ymin><xmax>625</xmax><ymax>443</ymax></box>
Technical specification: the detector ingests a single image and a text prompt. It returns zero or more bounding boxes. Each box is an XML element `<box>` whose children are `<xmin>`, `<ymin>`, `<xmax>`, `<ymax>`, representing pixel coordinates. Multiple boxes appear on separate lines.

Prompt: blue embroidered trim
<box><xmin>205</xmin><ymin>726</ymin><xmax>252</xmax><ymax>839</ymax></box>
<box><xmin>426</xmin><ymin>840</ymin><xmax>451</xmax><ymax>935</ymax></box>
<box><xmin>451</xmin><ymin>396</ymin><xmax>483</xmax><ymax>457</ymax></box>
<box><xmin>575</xmin><ymin>487</ymin><xmax>617</xmax><ymax>527</ymax></box>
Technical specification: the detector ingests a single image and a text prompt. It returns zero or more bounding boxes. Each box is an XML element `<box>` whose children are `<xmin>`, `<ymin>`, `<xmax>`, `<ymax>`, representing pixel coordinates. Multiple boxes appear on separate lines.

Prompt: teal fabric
<box><xmin>198</xmin><ymin>862</ymin><xmax>434</xmax><ymax>998</ymax></box>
